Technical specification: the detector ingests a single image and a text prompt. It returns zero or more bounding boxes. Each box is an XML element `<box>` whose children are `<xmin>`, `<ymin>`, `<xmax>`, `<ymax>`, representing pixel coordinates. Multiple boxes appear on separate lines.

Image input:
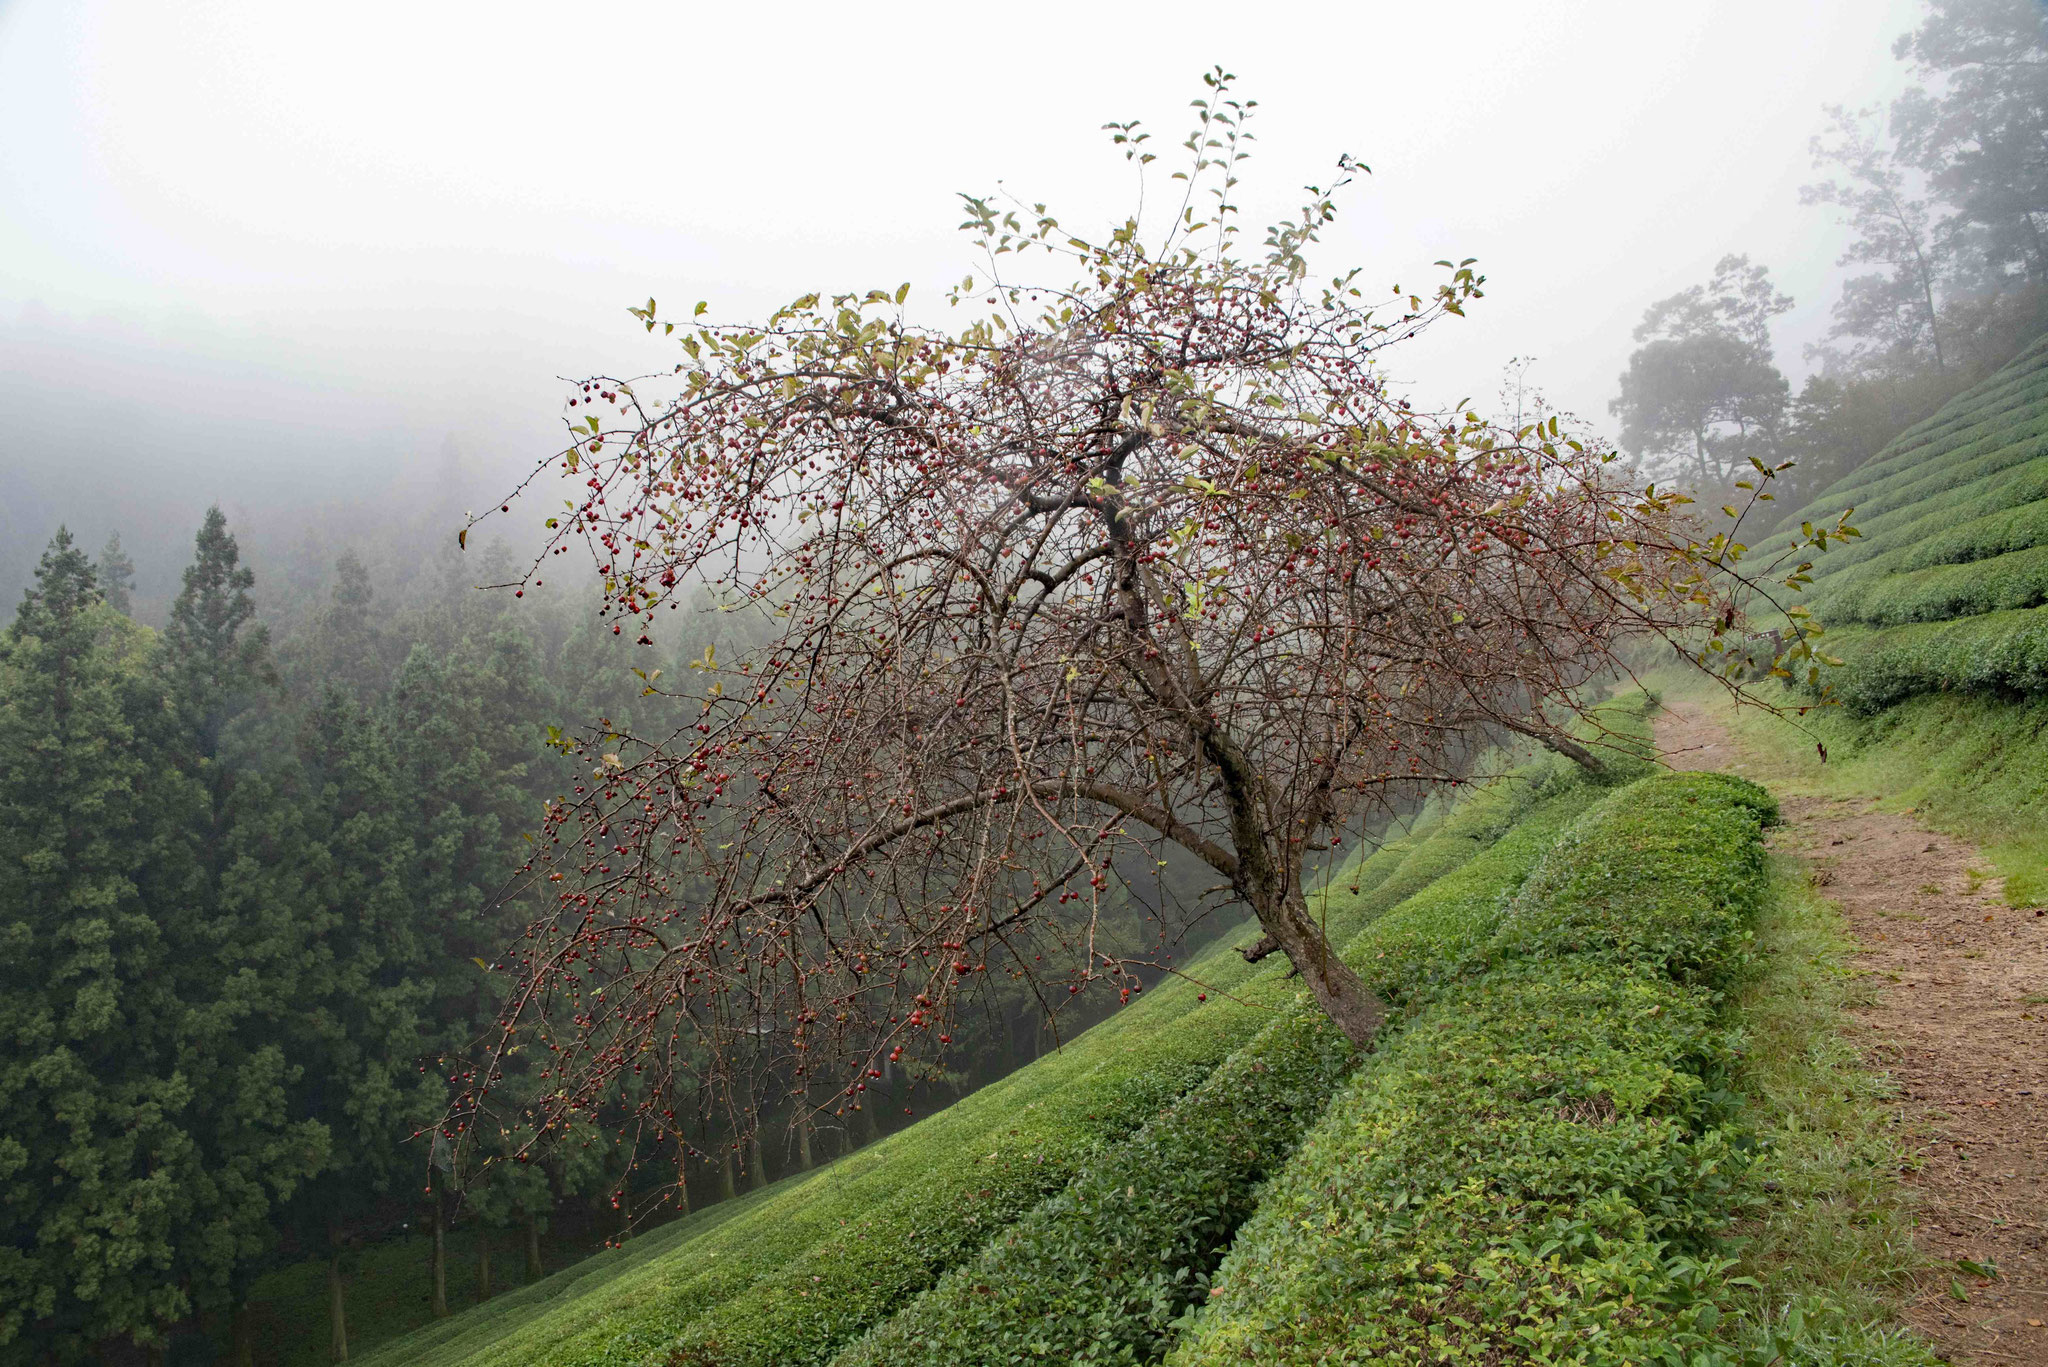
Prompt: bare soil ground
<box><xmin>1658</xmin><ymin>699</ymin><xmax>2048</xmax><ymax>1365</ymax></box>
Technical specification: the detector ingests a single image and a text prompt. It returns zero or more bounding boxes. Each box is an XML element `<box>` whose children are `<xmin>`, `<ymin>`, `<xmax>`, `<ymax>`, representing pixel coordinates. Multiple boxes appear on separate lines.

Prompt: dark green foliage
<box><xmin>1487</xmin><ymin>773</ymin><xmax>1776</xmax><ymax>987</ymax></box>
<box><xmin>1174</xmin><ymin>963</ymin><xmax>1740</xmax><ymax>1367</ymax></box>
<box><xmin>1171</xmin><ymin>773</ymin><xmax>1776</xmax><ymax>1366</ymax></box>
<box><xmin>1822</xmin><ymin>605</ymin><xmax>2048</xmax><ymax>710</ymax></box>
<box><xmin>834</xmin><ymin>1009</ymin><xmax>1357</xmax><ymax>1367</ymax></box>
<box><xmin>0</xmin><ymin>531</ymin><xmax>195</xmax><ymax>1356</ymax></box>
<box><xmin>1821</xmin><ymin>541</ymin><xmax>2048</xmax><ymax>624</ymax></box>
<box><xmin>829</xmin><ymin>790</ymin><xmax>1604</xmax><ymax>1367</ymax></box>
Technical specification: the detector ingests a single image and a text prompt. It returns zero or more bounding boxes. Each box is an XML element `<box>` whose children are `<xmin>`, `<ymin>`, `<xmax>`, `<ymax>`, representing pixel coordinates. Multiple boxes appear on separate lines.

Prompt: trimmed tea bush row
<box><xmin>829</xmin><ymin>786</ymin><xmax>1606</xmax><ymax>1367</ymax></box>
<box><xmin>649</xmin><ymin>724</ymin><xmax>1655</xmax><ymax>1367</ymax></box>
<box><xmin>458</xmin><ymin>978</ymin><xmax>1259</xmax><ymax>1367</ymax></box>
<box><xmin>1794</xmin><ymin>405</ymin><xmax>2048</xmax><ymax>549</ymax></box>
<box><xmin>1170</xmin><ymin>773</ymin><xmax>1776</xmax><ymax>1367</ymax></box>
<box><xmin>1808</xmin><ymin>606</ymin><xmax>2048</xmax><ymax>712</ymax></box>
<box><xmin>1861</xmin><ymin>496</ymin><xmax>2048</xmax><ymax>577</ymax></box>
<box><xmin>1803</xmin><ymin>486</ymin><xmax>2048</xmax><ymax>599</ymax></box>
<box><xmin>1821</xmin><ymin>542</ymin><xmax>2048</xmax><ymax>626</ymax></box>
<box><xmin>827</xmin><ymin>1010</ymin><xmax>1355</xmax><ymax>1367</ymax></box>
<box><xmin>1776</xmin><ymin>335</ymin><xmax>2048</xmax><ymax>535</ymax></box>
<box><xmin>1801</xmin><ymin>455</ymin><xmax>2048</xmax><ymax>580</ymax></box>
<box><xmin>356</xmin><ymin>706</ymin><xmax>1653</xmax><ymax>1367</ymax></box>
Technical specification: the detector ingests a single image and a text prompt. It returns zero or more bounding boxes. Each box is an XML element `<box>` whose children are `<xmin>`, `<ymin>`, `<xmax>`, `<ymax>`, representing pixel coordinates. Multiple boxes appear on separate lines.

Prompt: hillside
<box><xmin>338</xmin><ymin>703</ymin><xmax>1938</xmax><ymax>1367</ymax></box>
<box><xmin>1726</xmin><ymin>333</ymin><xmax>2048</xmax><ymax>908</ymax></box>
<box><xmin>266</xmin><ymin>342</ymin><xmax>2048</xmax><ymax>1367</ymax></box>
<box><xmin>1764</xmin><ymin>333</ymin><xmax>2048</xmax><ymax>714</ymax></box>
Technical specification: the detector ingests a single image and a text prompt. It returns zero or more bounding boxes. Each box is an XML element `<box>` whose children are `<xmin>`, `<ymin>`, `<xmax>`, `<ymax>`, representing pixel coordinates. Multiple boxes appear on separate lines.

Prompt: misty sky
<box><xmin>0</xmin><ymin>0</ymin><xmax>1924</xmax><ymax>601</ymax></box>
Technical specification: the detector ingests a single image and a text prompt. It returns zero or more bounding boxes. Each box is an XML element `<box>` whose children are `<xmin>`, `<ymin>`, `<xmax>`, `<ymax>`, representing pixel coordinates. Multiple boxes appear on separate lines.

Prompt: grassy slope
<box><xmin>1713</xmin><ymin>869</ymin><xmax>1937</xmax><ymax>1367</ymax></box>
<box><xmin>829</xmin><ymin>781</ymin><xmax>1607</xmax><ymax>1367</ymax></box>
<box><xmin>1170</xmin><ymin>772</ymin><xmax>1781</xmax><ymax>1365</ymax></box>
<box><xmin>1684</xmin><ymin>677</ymin><xmax>2048</xmax><ymax>908</ymax></box>
<box><xmin>1705</xmin><ymin>328</ymin><xmax>2048</xmax><ymax>905</ymax></box>
<box><xmin>1751</xmin><ymin>332</ymin><xmax>2048</xmax><ymax>710</ymax></box>
<box><xmin>361</xmin><ymin>735</ymin><xmax>1632</xmax><ymax>1367</ymax></box>
<box><xmin>367</xmin><ymin>699</ymin><xmax>1943</xmax><ymax>1367</ymax></box>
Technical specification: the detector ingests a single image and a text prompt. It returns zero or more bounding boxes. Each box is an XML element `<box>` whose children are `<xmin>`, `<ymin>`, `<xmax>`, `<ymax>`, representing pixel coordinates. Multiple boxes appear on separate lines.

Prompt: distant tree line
<box><xmin>1612</xmin><ymin>0</ymin><xmax>2048</xmax><ymax>509</ymax></box>
<box><xmin>0</xmin><ymin>513</ymin><xmax>1190</xmax><ymax>1365</ymax></box>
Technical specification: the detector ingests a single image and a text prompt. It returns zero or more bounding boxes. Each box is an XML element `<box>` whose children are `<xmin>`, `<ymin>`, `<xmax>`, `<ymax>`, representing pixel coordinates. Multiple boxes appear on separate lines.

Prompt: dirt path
<box><xmin>1658</xmin><ymin>699</ymin><xmax>2048</xmax><ymax>1365</ymax></box>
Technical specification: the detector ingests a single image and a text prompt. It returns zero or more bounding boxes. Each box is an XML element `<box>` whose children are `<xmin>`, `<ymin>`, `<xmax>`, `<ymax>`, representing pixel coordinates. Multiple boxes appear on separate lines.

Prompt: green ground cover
<box><xmin>1754</xmin><ymin>334</ymin><xmax>2048</xmax><ymax>658</ymax></box>
<box><xmin>831</xmin><ymin>784</ymin><xmax>1607</xmax><ymax>1367</ymax></box>
<box><xmin>1170</xmin><ymin>773</ymin><xmax>1779</xmax><ymax>1365</ymax></box>
<box><xmin>357</xmin><ymin>715</ymin><xmax>1651</xmax><ymax>1367</ymax></box>
<box><xmin>1712</xmin><ymin>871</ymin><xmax>1939</xmax><ymax>1367</ymax></box>
<box><xmin>1666</xmin><ymin>671</ymin><xmax>2048</xmax><ymax>908</ymax></box>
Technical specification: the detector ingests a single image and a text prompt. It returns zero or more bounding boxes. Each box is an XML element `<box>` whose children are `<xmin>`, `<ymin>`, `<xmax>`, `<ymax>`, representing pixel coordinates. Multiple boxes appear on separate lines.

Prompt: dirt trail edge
<box><xmin>1657</xmin><ymin>698</ymin><xmax>2048</xmax><ymax>1365</ymax></box>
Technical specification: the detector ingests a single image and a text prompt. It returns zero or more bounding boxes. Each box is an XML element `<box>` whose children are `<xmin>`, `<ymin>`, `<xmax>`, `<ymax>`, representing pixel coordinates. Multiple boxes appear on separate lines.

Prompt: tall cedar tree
<box><xmin>0</xmin><ymin>532</ymin><xmax>196</xmax><ymax>1360</ymax></box>
<box><xmin>95</xmin><ymin>534</ymin><xmax>136</xmax><ymax>618</ymax></box>
<box><xmin>142</xmin><ymin>510</ymin><xmax>326</xmax><ymax>1352</ymax></box>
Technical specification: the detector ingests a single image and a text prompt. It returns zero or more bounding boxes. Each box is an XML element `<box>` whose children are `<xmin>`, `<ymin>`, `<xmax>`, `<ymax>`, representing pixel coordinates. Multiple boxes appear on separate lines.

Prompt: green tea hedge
<box><xmin>1169</xmin><ymin>773</ymin><xmax>1775</xmax><ymax>1367</ymax></box>
<box><xmin>828</xmin><ymin>786</ymin><xmax>1605</xmax><ymax>1367</ymax></box>
<box><xmin>1820</xmin><ymin>541</ymin><xmax>2048</xmax><ymax>625</ymax></box>
<box><xmin>1815</xmin><ymin>606</ymin><xmax>2048</xmax><ymax>712</ymax></box>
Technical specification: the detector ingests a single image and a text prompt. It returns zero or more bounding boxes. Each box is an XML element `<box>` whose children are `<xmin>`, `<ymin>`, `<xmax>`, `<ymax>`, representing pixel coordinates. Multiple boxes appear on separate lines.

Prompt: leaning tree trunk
<box><xmin>1250</xmin><ymin>887</ymin><xmax>1385</xmax><ymax>1047</ymax></box>
<box><xmin>525</xmin><ymin>1212</ymin><xmax>544</xmax><ymax>1283</ymax></box>
<box><xmin>1232</xmin><ymin>843</ymin><xmax>1387</xmax><ymax>1048</ymax></box>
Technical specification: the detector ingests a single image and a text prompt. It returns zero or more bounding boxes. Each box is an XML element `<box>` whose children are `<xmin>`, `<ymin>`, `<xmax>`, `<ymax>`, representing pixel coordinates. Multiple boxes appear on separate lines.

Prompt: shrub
<box><xmin>1821</xmin><ymin>542</ymin><xmax>2048</xmax><ymax>626</ymax></box>
<box><xmin>1815</xmin><ymin>606</ymin><xmax>2048</xmax><ymax>711</ymax></box>
<box><xmin>1169</xmin><ymin>773</ymin><xmax>1775</xmax><ymax>1367</ymax></box>
<box><xmin>829</xmin><ymin>787</ymin><xmax>1604</xmax><ymax>1367</ymax></box>
<box><xmin>1487</xmin><ymin>773</ymin><xmax>1775</xmax><ymax>987</ymax></box>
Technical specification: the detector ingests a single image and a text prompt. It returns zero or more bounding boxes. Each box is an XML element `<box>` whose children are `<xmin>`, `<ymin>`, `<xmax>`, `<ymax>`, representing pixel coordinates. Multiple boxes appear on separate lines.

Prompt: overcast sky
<box><xmin>0</xmin><ymin>0</ymin><xmax>1925</xmax><ymax>596</ymax></box>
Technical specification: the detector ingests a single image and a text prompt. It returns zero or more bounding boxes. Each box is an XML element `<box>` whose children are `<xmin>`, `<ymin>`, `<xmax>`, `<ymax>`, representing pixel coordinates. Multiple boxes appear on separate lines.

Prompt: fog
<box><xmin>1</xmin><ymin>0</ymin><xmax>1921</xmax><ymax>608</ymax></box>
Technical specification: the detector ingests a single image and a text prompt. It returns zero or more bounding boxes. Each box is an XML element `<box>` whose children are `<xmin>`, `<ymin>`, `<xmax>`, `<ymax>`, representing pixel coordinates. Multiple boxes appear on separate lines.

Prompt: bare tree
<box><xmin>449</xmin><ymin>74</ymin><xmax>1845</xmax><ymax>1183</ymax></box>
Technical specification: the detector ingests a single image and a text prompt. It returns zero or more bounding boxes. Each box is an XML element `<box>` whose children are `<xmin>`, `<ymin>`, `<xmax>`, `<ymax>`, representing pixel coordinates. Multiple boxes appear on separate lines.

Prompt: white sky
<box><xmin>0</xmin><ymin>0</ymin><xmax>1924</xmax><ymax>579</ymax></box>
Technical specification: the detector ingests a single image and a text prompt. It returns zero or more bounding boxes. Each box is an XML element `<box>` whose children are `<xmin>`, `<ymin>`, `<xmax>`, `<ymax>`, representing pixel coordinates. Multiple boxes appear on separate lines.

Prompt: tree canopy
<box><xmin>456</xmin><ymin>78</ymin><xmax>1841</xmax><ymax>1197</ymax></box>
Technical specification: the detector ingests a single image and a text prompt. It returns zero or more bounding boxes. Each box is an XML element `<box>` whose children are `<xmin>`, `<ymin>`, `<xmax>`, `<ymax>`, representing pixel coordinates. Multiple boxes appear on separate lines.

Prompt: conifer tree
<box><xmin>0</xmin><ymin>531</ymin><xmax>197</xmax><ymax>1359</ymax></box>
<box><xmin>96</xmin><ymin>533</ymin><xmax>136</xmax><ymax>617</ymax></box>
<box><xmin>143</xmin><ymin>510</ymin><xmax>325</xmax><ymax>1352</ymax></box>
<box><xmin>281</xmin><ymin>687</ymin><xmax>437</xmax><ymax>1362</ymax></box>
<box><xmin>314</xmin><ymin>551</ymin><xmax>387</xmax><ymax>703</ymax></box>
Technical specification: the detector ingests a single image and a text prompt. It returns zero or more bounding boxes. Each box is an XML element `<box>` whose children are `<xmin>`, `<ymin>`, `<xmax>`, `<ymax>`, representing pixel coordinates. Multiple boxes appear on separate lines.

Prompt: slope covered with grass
<box><xmin>1764</xmin><ymin>331</ymin><xmax>2048</xmax><ymax>711</ymax></box>
<box><xmin>367</xmin><ymin>696</ymin><xmax>1945</xmax><ymax>1367</ymax></box>
<box><xmin>1700</xmin><ymin>327</ymin><xmax>2048</xmax><ymax>903</ymax></box>
<box><xmin>1168</xmin><ymin>772</ymin><xmax>1780</xmax><ymax>1365</ymax></box>
<box><xmin>360</xmin><ymin>718</ymin><xmax>1649</xmax><ymax>1367</ymax></box>
<box><xmin>364</xmin><ymin>725</ymin><xmax>1646</xmax><ymax>1367</ymax></box>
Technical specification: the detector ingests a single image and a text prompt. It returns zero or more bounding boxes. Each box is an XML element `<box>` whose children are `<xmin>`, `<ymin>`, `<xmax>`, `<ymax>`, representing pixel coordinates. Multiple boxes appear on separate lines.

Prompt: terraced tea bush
<box><xmin>347</xmin><ymin>707</ymin><xmax>1655</xmax><ymax>1367</ymax></box>
<box><xmin>1171</xmin><ymin>773</ymin><xmax>1776</xmax><ymax>1367</ymax></box>
<box><xmin>1821</xmin><ymin>606</ymin><xmax>2048</xmax><ymax>711</ymax></box>
<box><xmin>830</xmin><ymin>787</ymin><xmax>1604</xmax><ymax>1367</ymax></box>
